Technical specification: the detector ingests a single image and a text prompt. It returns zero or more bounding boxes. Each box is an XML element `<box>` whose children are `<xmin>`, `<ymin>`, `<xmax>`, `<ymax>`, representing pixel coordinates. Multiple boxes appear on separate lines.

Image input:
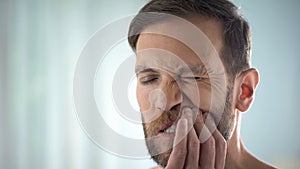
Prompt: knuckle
<box><xmin>191</xmin><ymin>137</ymin><xmax>200</xmax><ymax>146</ymax></box>
<box><xmin>216</xmin><ymin>137</ymin><xmax>227</xmax><ymax>150</ymax></box>
<box><xmin>176</xmin><ymin>147</ymin><xmax>187</xmax><ymax>156</ymax></box>
<box><xmin>220</xmin><ymin>139</ymin><xmax>227</xmax><ymax>148</ymax></box>
<box><xmin>206</xmin><ymin>137</ymin><xmax>215</xmax><ymax>148</ymax></box>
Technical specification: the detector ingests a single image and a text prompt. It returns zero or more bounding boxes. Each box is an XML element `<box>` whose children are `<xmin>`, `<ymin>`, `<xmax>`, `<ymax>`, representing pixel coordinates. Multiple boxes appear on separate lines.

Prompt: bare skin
<box><xmin>136</xmin><ymin>17</ymin><xmax>277</xmax><ymax>169</ymax></box>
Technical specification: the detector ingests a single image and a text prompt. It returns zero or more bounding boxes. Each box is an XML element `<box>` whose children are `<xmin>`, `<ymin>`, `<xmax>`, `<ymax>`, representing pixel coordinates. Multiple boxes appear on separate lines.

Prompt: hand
<box><xmin>165</xmin><ymin>107</ymin><xmax>227</xmax><ymax>169</ymax></box>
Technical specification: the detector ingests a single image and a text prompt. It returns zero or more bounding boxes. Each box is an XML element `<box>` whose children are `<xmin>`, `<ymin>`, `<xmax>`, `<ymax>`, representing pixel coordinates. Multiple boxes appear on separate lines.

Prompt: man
<box><xmin>128</xmin><ymin>0</ymin><xmax>276</xmax><ymax>168</ymax></box>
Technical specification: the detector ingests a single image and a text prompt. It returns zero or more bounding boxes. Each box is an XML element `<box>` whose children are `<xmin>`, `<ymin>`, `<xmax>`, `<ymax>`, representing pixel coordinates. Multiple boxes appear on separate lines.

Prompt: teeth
<box><xmin>164</xmin><ymin>124</ymin><xmax>176</xmax><ymax>133</ymax></box>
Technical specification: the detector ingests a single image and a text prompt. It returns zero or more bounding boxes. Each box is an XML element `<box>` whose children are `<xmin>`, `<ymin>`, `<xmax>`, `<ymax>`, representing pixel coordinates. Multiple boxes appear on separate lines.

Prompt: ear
<box><xmin>236</xmin><ymin>68</ymin><xmax>259</xmax><ymax>112</ymax></box>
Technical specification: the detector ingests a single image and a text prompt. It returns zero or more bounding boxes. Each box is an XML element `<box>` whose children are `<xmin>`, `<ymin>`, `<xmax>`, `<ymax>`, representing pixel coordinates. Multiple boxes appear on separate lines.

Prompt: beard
<box><xmin>142</xmin><ymin>104</ymin><xmax>181</xmax><ymax>167</ymax></box>
<box><xmin>141</xmin><ymin>85</ymin><xmax>235</xmax><ymax>168</ymax></box>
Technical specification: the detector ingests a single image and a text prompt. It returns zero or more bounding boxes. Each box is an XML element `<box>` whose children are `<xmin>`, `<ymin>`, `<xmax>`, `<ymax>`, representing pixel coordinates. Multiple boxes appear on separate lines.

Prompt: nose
<box><xmin>160</xmin><ymin>76</ymin><xmax>182</xmax><ymax>111</ymax></box>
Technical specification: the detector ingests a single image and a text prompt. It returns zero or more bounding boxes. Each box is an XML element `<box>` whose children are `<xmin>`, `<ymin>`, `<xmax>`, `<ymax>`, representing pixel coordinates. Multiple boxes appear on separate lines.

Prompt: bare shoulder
<box><xmin>262</xmin><ymin>163</ymin><xmax>278</xmax><ymax>169</ymax></box>
<box><xmin>150</xmin><ymin>166</ymin><xmax>163</xmax><ymax>169</ymax></box>
<box><xmin>247</xmin><ymin>156</ymin><xmax>278</xmax><ymax>169</ymax></box>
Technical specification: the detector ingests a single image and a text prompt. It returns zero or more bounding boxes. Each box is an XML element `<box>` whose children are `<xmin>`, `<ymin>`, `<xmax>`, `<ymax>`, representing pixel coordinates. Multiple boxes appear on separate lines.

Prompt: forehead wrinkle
<box><xmin>135</xmin><ymin>62</ymin><xmax>206</xmax><ymax>77</ymax></box>
<box><xmin>136</xmin><ymin>41</ymin><xmax>207</xmax><ymax>76</ymax></box>
<box><xmin>178</xmin><ymin>64</ymin><xmax>207</xmax><ymax>75</ymax></box>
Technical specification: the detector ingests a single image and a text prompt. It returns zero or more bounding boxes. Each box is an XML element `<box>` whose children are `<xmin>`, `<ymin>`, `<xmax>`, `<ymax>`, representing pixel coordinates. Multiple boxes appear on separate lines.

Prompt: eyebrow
<box><xmin>178</xmin><ymin>64</ymin><xmax>207</xmax><ymax>75</ymax></box>
<box><xmin>135</xmin><ymin>67</ymin><xmax>158</xmax><ymax>74</ymax></box>
<box><xmin>135</xmin><ymin>64</ymin><xmax>207</xmax><ymax>75</ymax></box>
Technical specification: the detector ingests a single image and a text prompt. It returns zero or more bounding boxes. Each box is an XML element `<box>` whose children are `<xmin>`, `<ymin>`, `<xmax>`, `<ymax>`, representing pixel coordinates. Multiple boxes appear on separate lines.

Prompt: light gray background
<box><xmin>0</xmin><ymin>0</ymin><xmax>299</xmax><ymax>168</ymax></box>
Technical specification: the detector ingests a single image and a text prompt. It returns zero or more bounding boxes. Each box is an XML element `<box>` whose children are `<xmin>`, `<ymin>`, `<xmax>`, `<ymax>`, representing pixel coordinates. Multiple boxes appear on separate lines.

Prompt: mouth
<box><xmin>158</xmin><ymin>121</ymin><xmax>177</xmax><ymax>135</ymax></box>
<box><xmin>154</xmin><ymin>108</ymin><xmax>208</xmax><ymax>136</ymax></box>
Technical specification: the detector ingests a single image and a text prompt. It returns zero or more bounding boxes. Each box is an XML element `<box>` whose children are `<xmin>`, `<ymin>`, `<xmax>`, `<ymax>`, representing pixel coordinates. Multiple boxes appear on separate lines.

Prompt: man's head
<box><xmin>128</xmin><ymin>0</ymin><xmax>258</xmax><ymax>167</ymax></box>
<box><xmin>129</xmin><ymin>0</ymin><xmax>252</xmax><ymax>78</ymax></box>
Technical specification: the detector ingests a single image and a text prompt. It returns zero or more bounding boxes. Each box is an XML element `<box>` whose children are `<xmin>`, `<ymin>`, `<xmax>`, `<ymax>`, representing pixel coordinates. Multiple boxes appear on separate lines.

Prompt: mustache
<box><xmin>141</xmin><ymin>104</ymin><xmax>181</xmax><ymax>138</ymax></box>
<box><xmin>142</xmin><ymin>93</ymin><xmax>199</xmax><ymax>123</ymax></box>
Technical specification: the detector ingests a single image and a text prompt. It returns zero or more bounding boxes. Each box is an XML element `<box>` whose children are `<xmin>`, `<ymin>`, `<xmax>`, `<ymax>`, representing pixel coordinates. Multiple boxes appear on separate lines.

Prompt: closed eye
<box><xmin>139</xmin><ymin>76</ymin><xmax>159</xmax><ymax>85</ymax></box>
<box><xmin>183</xmin><ymin>76</ymin><xmax>202</xmax><ymax>81</ymax></box>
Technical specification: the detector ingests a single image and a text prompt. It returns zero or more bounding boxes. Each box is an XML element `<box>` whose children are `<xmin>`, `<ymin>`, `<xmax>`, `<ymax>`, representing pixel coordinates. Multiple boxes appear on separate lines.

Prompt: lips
<box><xmin>164</xmin><ymin>123</ymin><xmax>176</xmax><ymax>133</ymax></box>
<box><xmin>159</xmin><ymin>121</ymin><xmax>176</xmax><ymax>134</ymax></box>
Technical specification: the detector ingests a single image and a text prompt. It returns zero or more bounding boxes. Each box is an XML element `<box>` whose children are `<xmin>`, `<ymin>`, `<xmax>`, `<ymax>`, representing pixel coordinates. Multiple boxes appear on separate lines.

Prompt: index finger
<box><xmin>165</xmin><ymin>118</ymin><xmax>188</xmax><ymax>169</ymax></box>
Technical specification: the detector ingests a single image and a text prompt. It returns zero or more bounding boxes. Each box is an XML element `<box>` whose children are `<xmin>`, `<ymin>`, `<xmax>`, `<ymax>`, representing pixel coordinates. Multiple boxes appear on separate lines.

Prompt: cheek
<box><xmin>198</xmin><ymin>86</ymin><xmax>212</xmax><ymax>111</ymax></box>
<box><xmin>136</xmin><ymin>83</ymin><xmax>214</xmax><ymax>112</ymax></box>
<box><xmin>136</xmin><ymin>85</ymin><xmax>151</xmax><ymax>111</ymax></box>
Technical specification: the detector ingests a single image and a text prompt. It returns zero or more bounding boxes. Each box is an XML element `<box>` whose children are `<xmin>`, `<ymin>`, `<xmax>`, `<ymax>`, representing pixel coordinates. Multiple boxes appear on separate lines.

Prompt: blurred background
<box><xmin>0</xmin><ymin>0</ymin><xmax>299</xmax><ymax>168</ymax></box>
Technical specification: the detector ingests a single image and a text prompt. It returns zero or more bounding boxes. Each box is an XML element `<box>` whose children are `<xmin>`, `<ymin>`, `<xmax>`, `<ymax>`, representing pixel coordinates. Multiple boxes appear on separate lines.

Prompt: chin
<box><xmin>152</xmin><ymin>150</ymin><xmax>172</xmax><ymax>168</ymax></box>
<box><xmin>144</xmin><ymin>131</ymin><xmax>174</xmax><ymax>168</ymax></box>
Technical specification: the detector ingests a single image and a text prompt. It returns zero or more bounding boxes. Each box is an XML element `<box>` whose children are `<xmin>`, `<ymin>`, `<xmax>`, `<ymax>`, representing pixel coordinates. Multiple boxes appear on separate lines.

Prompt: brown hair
<box><xmin>128</xmin><ymin>0</ymin><xmax>251</xmax><ymax>78</ymax></box>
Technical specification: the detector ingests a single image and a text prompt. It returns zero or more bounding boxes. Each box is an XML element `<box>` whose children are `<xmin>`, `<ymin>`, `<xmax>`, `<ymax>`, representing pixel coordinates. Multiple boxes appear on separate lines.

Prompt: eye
<box><xmin>184</xmin><ymin>76</ymin><xmax>202</xmax><ymax>81</ymax></box>
<box><xmin>139</xmin><ymin>75</ymin><xmax>159</xmax><ymax>85</ymax></box>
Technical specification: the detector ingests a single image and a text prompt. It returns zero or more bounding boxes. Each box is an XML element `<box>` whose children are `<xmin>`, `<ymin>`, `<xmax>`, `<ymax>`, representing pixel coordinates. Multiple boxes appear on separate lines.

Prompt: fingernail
<box><xmin>182</xmin><ymin>107</ymin><xmax>193</xmax><ymax>117</ymax></box>
<box><xmin>205</xmin><ymin>113</ymin><xmax>217</xmax><ymax>132</ymax></box>
<box><xmin>192</xmin><ymin>107</ymin><xmax>200</xmax><ymax>114</ymax></box>
<box><xmin>186</xmin><ymin>109</ymin><xmax>193</xmax><ymax>117</ymax></box>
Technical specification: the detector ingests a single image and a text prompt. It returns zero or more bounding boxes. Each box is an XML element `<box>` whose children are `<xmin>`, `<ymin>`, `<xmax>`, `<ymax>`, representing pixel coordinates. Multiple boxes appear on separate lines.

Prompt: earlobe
<box><xmin>236</xmin><ymin>68</ymin><xmax>259</xmax><ymax>112</ymax></box>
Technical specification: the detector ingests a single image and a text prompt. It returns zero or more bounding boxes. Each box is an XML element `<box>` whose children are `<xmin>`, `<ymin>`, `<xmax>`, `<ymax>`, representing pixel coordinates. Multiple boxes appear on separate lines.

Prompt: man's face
<box><xmin>135</xmin><ymin>18</ymin><xmax>236</xmax><ymax>167</ymax></box>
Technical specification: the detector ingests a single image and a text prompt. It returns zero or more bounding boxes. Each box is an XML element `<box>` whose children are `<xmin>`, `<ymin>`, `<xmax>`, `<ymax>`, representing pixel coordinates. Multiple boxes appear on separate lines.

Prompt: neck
<box><xmin>225</xmin><ymin>111</ymin><xmax>246</xmax><ymax>169</ymax></box>
<box><xmin>225</xmin><ymin>112</ymin><xmax>276</xmax><ymax>169</ymax></box>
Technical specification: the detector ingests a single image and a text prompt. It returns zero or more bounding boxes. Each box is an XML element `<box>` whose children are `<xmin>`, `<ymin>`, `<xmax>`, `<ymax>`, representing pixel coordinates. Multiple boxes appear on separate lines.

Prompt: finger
<box><xmin>193</xmin><ymin>110</ymin><xmax>205</xmax><ymax>138</ymax></box>
<box><xmin>213</xmin><ymin>129</ymin><xmax>227</xmax><ymax>169</ymax></box>
<box><xmin>213</xmin><ymin>125</ymin><xmax>227</xmax><ymax>169</ymax></box>
<box><xmin>181</xmin><ymin>107</ymin><xmax>197</xmax><ymax>132</ymax></box>
<box><xmin>194</xmin><ymin>112</ymin><xmax>213</xmax><ymax>143</ymax></box>
<box><xmin>206</xmin><ymin>113</ymin><xmax>227</xmax><ymax>169</ymax></box>
<box><xmin>165</xmin><ymin>118</ymin><xmax>188</xmax><ymax>169</ymax></box>
<box><xmin>180</xmin><ymin>107</ymin><xmax>199</xmax><ymax>169</ymax></box>
<box><xmin>183</xmin><ymin>107</ymin><xmax>200</xmax><ymax>168</ymax></box>
<box><xmin>185</xmin><ymin>127</ymin><xmax>200</xmax><ymax>169</ymax></box>
<box><xmin>204</xmin><ymin>113</ymin><xmax>218</xmax><ymax>134</ymax></box>
<box><xmin>199</xmin><ymin>126</ymin><xmax>215</xmax><ymax>169</ymax></box>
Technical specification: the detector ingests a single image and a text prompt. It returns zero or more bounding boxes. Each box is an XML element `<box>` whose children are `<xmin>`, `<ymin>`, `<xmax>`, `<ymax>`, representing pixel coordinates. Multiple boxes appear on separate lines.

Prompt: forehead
<box><xmin>135</xmin><ymin>17</ymin><xmax>224</xmax><ymax>74</ymax></box>
<box><xmin>136</xmin><ymin>34</ymin><xmax>202</xmax><ymax>74</ymax></box>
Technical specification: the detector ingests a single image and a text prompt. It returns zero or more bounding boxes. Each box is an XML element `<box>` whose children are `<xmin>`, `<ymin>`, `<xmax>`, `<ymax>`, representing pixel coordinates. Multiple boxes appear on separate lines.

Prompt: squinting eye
<box><xmin>184</xmin><ymin>77</ymin><xmax>202</xmax><ymax>81</ymax></box>
<box><xmin>140</xmin><ymin>76</ymin><xmax>159</xmax><ymax>85</ymax></box>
